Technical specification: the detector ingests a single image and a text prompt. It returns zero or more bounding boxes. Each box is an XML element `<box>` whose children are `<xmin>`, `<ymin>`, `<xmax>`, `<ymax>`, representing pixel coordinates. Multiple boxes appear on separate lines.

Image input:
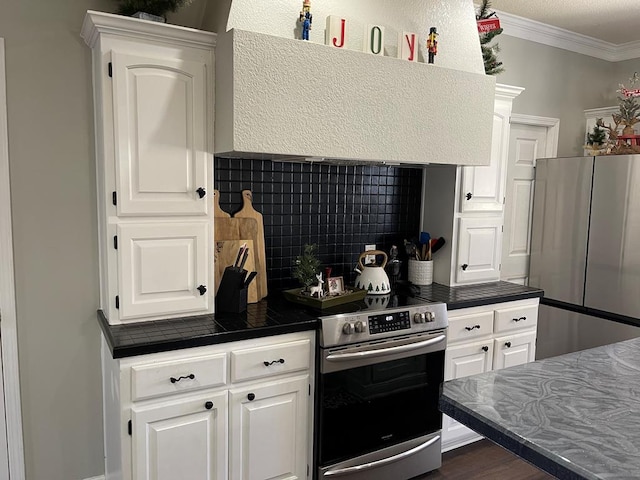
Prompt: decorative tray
<box><xmin>283</xmin><ymin>287</ymin><xmax>367</xmax><ymax>309</ymax></box>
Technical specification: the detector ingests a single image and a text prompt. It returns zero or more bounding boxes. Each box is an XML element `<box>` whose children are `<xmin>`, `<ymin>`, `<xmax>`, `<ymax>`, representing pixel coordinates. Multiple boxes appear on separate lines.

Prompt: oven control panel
<box><xmin>368</xmin><ymin>311</ymin><xmax>411</xmax><ymax>334</ymax></box>
<box><xmin>319</xmin><ymin>302</ymin><xmax>449</xmax><ymax>348</ymax></box>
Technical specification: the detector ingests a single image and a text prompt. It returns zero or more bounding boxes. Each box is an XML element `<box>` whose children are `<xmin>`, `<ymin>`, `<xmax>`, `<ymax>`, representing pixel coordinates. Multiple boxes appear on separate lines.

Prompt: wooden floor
<box><xmin>415</xmin><ymin>439</ymin><xmax>554</xmax><ymax>479</ymax></box>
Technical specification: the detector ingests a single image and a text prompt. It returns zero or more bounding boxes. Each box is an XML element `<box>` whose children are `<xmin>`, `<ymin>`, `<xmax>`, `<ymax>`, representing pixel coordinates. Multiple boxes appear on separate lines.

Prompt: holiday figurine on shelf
<box><xmin>426</xmin><ymin>27</ymin><xmax>438</xmax><ymax>64</ymax></box>
<box><xmin>299</xmin><ymin>0</ymin><xmax>312</xmax><ymax>41</ymax></box>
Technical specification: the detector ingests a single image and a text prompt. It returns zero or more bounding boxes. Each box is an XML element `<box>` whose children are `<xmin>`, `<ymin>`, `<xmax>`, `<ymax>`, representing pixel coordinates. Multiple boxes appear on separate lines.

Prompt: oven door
<box><xmin>318</xmin><ymin>330</ymin><xmax>446</xmax><ymax>470</ymax></box>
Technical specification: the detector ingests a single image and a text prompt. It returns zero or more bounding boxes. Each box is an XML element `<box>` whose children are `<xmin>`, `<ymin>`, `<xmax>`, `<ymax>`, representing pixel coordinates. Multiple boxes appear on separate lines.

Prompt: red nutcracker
<box><xmin>426</xmin><ymin>27</ymin><xmax>438</xmax><ymax>64</ymax></box>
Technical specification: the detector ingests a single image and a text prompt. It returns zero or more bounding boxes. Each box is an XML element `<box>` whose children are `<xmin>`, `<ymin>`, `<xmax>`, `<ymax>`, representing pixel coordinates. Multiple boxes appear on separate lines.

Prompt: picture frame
<box><xmin>328</xmin><ymin>276</ymin><xmax>345</xmax><ymax>294</ymax></box>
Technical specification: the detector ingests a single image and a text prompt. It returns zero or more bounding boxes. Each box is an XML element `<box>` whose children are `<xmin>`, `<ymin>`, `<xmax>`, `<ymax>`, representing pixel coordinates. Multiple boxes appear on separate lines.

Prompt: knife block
<box><xmin>215</xmin><ymin>267</ymin><xmax>248</xmax><ymax>313</ymax></box>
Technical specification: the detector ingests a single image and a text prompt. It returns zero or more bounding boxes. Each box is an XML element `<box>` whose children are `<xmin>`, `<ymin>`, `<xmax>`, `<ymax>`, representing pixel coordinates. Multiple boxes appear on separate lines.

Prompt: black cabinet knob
<box><xmin>461</xmin><ymin>264</ymin><xmax>469</xmax><ymax>271</ymax></box>
<box><xmin>481</xmin><ymin>346</ymin><xmax>489</xmax><ymax>352</ymax></box>
<box><xmin>466</xmin><ymin>192</ymin><xmax>473</xmax><ymax>200</ymax></box>
<box><xmin>247</xmin><ymin>393</ymin><xmax>255</xmax><ymax>401</ymax></box>
<box><xmin>197</xmin><ymin>285</ymin><xmax>207</xmax><ymax>295</ymax></box>
<box><xmin>205</xmin><ymin>401</ymin><xmax>213</xmax><ymax>410</ymax></box>
<box><xmin>196</xmin><ymin>187</ymin><xmax>206</xmax><ymax>198</ymax></box>
<box><xmin>505</xmin><ymin>341</ymin><xmax>512</xmax><ymax>348</ymax></box>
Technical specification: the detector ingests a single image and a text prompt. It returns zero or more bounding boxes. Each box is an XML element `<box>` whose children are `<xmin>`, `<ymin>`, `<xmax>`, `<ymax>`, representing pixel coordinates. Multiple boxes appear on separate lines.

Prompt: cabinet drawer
<box><xmin>231</xmin><ymin>339</ymin><xmax>311</xmax><ymax>383</ymax></box>
<box><xmin>131</xmin><ymin>353</ymin><xmax>227</xmax><ymax>401</ymax></box>
<box><xmin>494</xmin><ymin>304</ymin><xmax>538</xmax><ymax>333</ymax></box>
<box><xmin>448</xmin><ymin>311</ymin><xmax>494</xmax><ymax>343</ymax></box>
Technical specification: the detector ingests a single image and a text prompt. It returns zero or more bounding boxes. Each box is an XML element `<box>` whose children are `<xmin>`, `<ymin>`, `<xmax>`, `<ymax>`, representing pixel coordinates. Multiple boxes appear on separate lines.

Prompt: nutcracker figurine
<box><xmin>426</xmin><ymin>27</ymin><xmax>438</xmax><ymax>64</ymax></box>
<box><xmin>299</xmin><ymin>0</ymin><xmax>312</xmax><ymax>41</ymax></box>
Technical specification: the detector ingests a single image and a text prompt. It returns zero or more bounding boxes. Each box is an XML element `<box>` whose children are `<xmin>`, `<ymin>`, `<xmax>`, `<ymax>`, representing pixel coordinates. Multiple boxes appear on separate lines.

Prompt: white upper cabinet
<box><xmin>422</xmin><ymin>84</ymin><xmax>523</xmax><ymax>286</ymax></box>
<box><xmin>460</xmin><ymin>85</ymin><xmax>525</xmax><ymax>213</ymax></box>
<box><xmin>112</xmin><ymin>52</ymin><xmax>210</xmax><ymax>216</ymax></box>
<box><xmin>82</xmin><ymin>11</ymin><xmax>216</xmax><ymax>324</ymax></box>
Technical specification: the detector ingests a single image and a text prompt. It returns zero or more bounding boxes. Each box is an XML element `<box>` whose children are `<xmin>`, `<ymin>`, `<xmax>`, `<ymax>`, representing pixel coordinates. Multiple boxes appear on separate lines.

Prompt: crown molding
<box><xmin>81</xmin><ymin>10</ymin><xmax>216</xmax><ymax>49</ymax></box>
<box><xmin>495</xmin><ymin>9</ymin><xmax>640</xmax><ymax>62</ymax></box>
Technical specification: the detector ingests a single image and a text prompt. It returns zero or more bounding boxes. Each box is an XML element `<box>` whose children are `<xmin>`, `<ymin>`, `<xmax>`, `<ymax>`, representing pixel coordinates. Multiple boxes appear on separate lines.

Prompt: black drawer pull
<box><xmin>205</xmin><ymin>401</ymin><xmax>213</xmax><ymax>410</ymax></box>
<box><xmin>197</xmin><ymin>285</ymin><xmax>207</xmax><ymax>295</ymax></box>
<box><xmin>481</xmin><ymin>345</ymin><xmax>489</xmax><ymax>352</ymax></box>
<box><xmin>461</xmin><ymin>263</ymin><xmax>469</xmax><ymax>271</ymax></box>
<box><xmin>196</xmin><ymin>187</ymin><xmax>206</xmax><ymax>198</ymax></box>
<box><xmin>513</xmin><ymin>316</ymin><xmax>527</xmax><ymax>322</ymax></box>
<box><xmin>465</xmin><ymin>325</ymin><xmax>481</xmax><ymax>331</ymax></box>
<box><xmin>170</xmin><ymin>374</ymin><xmax>195</xmax><ymax>383</ymax></box>
<box><xmin>247</xmin><ymin>393</ymin><xmax>255</xmax><ymax>401</ymax></box>
<box><xmin>505</xmin><ymin>341</ymin><xmax>512</xmax><ymax>348</ymax></box>
<box><xmin>466</xmin><ymin>192</ymin><xmax>473</xmax><ymax>200</ymax></box>
<box><xmin>264</xmin><ymin>358</ymin><xmax>285</xmax><ymax>367</ymax></box>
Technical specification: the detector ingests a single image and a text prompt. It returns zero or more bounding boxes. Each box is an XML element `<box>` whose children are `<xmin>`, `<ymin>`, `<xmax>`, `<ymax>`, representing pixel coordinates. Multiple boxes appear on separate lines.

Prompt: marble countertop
<box><xmin>440</xmin><ymin>337</ymin><xmax>640</xmax><ymax>480</ymax></box>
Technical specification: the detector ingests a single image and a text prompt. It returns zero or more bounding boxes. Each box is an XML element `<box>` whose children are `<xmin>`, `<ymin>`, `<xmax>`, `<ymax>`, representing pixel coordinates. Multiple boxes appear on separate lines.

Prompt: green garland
<box><xmin>115</xmin><ymin>0</ymin><xmax>192</xmax><ymax>17</ymax></box>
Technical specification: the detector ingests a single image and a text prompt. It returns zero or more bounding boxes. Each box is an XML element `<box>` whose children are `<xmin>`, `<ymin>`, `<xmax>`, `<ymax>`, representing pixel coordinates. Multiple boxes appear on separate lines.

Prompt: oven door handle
<box><xmin>325</xmin><ymin>334</ymin><xmax>446</xmax><ymax>362</ymax></box>
<box><xmin>322</xmin><ymin>435</ymin><xmax>441</xmax><ymax>477</ymax></box>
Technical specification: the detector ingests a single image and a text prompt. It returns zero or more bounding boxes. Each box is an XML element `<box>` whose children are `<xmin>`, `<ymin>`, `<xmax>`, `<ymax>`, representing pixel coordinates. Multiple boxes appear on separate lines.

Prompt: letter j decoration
<box><xmin>326</xmin><ymin>15</ymin><xmax>347</xmax><ymax>48</ymax></box>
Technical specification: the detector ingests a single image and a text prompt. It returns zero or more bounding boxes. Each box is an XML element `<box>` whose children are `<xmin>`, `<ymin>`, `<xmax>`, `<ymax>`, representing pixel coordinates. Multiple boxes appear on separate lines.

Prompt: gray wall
<box><xmin>1</xmin><ymin>3</ymin><xmax>637</xmax><ymax>479</ymax></box>
<box><xmin>2</xmin><ymin>1</ymin><xmax>110</xmax><ymax>479</ymax></box>
<box><xmin>496</xmin><ymin>35</ymin><xmax>619</xmax><ymax>156</ymax></box>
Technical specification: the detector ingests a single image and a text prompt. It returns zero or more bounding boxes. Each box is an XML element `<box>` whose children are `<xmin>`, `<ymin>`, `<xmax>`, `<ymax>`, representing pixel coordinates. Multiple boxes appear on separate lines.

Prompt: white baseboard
<box><xmin>83</xmin><ymin>476</ymin><xmax>105</xmax><ymax>480</ymax></box>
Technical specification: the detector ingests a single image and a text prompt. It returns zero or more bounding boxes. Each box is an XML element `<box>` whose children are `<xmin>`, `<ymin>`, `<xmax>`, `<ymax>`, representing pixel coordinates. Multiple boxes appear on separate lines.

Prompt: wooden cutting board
<box><xmin>233</xmin><ymin>190</ymin><xmax>268</xmax><ymax>300</ymax></box>
<box><xmin>213</xmin><ymin>189</ymin><xmax>231</xmax><ymax>218</ymax></box>
<box><xmin>214</xmin><ymin>214</ymin><xmax>261</xmax><ymax>303</ymax></box>
<box><xmin>214</xmin><ymin>239</ymin><xmax>257</xmax><ymax>303</ymax></box>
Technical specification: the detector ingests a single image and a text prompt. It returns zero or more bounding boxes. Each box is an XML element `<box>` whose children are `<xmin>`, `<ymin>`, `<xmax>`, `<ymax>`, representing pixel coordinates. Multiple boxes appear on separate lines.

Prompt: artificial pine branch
<box><xmin>476</xmin><ymin>0</ymin><xmax>505</xmax><ymax>75</ymax></box>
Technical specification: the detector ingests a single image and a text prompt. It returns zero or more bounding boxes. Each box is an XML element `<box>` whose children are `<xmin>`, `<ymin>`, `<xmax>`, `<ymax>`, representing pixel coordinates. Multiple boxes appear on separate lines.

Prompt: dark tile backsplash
<box><xmin>214</xmin><ymin>158</ymin><xmax>423</xmax><ymax>290</ymax></box>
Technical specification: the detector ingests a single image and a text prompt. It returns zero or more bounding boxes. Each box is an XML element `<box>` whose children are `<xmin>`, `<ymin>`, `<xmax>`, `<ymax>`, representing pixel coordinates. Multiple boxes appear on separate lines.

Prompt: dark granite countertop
<box><xmin>417</xmin><ymin>280</ymin><xmax>543</xmax><ymax>310</ymax></box>
<box><xmin>99</xmin><ymin>281</ymin><xmax>544</xmax><ymax>359</ymax></box>
<box><xmin>440</xmin><ymin>337</ymin><xmax>640</xmax><ymax>480</ymax></box>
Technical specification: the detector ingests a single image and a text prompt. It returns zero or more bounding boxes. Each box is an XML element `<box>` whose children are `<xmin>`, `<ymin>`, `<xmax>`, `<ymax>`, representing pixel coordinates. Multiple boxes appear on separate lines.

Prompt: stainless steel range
<box><xmin>315</xmin><ymin>299</ymin><xmax>448</xmax><ymax>480</ymax></box>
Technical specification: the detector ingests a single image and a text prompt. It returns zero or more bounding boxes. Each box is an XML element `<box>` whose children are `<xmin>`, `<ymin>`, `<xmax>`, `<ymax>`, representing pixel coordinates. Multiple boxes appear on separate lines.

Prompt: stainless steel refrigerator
<box><xmin>529</xmin><ymin>155</ymin><xmax>640</xmax><ymax>358</ymax></box>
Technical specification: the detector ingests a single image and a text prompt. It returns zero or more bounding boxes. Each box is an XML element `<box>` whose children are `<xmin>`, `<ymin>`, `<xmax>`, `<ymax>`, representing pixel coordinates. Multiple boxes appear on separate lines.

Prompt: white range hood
<box><xmin>214</xmin><ymin>0</ymin><xmax>496</xmax><ymax>166</ymax></box>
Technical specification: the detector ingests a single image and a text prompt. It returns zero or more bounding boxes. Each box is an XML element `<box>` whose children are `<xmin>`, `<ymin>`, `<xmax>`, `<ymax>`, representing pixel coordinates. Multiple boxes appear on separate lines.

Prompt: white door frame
<box><xmin>510</xmin><ymin>113</ymin><xmax>559</xmax><ymax>158</ymax></box>
<box><xmin>0</xmin><ymin>37</ymin><xmax>26</xmax><ymax>480</ymax></box>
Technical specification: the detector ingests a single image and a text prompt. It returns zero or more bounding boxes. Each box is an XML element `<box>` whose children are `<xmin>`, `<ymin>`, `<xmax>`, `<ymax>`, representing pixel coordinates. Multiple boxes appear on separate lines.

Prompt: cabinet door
<box><xmin>459</xmin><ymin>111</ymin><xmax>508</xmax><ymax>213</ymax></box>
<box><xmin>443</xmin><ymin>340</ymin><xmax>493</xmax><ymax>451</ymax></box>
<box><xmin>112</xmin><ymin>51</ymin><xmax>210</xmax><ymax>216</ymax></box>
<box><xmin>444</xmin><ymin>340</ymin><xmax>494</xmax><ymax>382</ymax></box>
<box><xmin>229</xmin><ymin>375</ymin><xmax>309</xmax><ymax>480</ymax></box>
<box><xmin>132</xmin><ymin>391</ymin><xmax>227</xmax><ymax>480</ymax></box>
<box><xmin>456</xmin><ymin>217</ymin><xmax>502</xmax><ymax>284</ymax></box>
<box><xmin>493</xmin><ymin>330</ymin><xmax>537</xmax><ymax>370</ymax></box>
<box><xmin>118</xmin><ymin>222</ymin><xmax>209</xmax><ymax>320</ymax></box>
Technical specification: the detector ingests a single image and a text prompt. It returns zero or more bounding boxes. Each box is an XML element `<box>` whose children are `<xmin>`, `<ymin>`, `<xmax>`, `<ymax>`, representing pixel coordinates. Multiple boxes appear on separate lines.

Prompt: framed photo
<box><xmin>328</xmin><ymin>276</ymin><xmax>344</xmax><ymax>294</ymax></box>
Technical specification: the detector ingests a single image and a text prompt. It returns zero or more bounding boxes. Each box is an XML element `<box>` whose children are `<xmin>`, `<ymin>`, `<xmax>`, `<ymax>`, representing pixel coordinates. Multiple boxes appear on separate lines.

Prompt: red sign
<box><xmin>477</xmin><ymin>17</ymin><xmax>501</xmax><ymax>33</ymax></box>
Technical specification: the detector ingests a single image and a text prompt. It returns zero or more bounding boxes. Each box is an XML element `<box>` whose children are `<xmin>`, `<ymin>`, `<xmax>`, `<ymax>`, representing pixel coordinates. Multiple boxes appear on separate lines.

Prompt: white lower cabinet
<box><xmin>102</xmin><ymin>331</ymin><xmax>315</xmax><ymax>480</ymax></box>
<box><xmin>132</xmin><ymin>391</ymin><xmax>227</xmax><ymax>480</ymax></box>
<box><xmin>230</xmin><ymin>376</ymin><xmax>309</xmax><ymax>480</ymax></box>
<box><xmin>442</xmin><ymin>299</ymin><xmax>539</xmax><ymax>452</ymax></box>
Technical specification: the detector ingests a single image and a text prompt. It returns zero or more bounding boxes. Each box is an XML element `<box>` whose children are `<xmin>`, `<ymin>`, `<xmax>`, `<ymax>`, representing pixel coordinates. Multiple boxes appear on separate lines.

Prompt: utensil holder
<box><xmin>216</xmin><ymin>267</ymin><xmax>248</xmax><ymax>313</ymax></box>
<box><xmin>408</xmin><ymin>259</ymin><xmax>433</xmax><ymax>286</ymax></box>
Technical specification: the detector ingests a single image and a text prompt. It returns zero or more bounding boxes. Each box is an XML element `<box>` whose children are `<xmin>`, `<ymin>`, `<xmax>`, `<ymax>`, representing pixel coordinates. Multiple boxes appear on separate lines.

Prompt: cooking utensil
<box><xmin>354</xmin><ymin>250</ymin><xmax>391</xmax><ymax>294</ymax></box>
<box><xmin>431</xmin><ymin>237</ymin><xmax>446</xmax><ymax>254</ymax></box>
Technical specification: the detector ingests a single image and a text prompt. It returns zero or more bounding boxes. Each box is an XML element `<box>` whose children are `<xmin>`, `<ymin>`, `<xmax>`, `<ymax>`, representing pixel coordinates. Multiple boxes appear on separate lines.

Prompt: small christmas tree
<box><xmin>293</xmin><ymin>244</ymin><xmax>321</xmax><ymax>290</ymax></box>
<box><xmin>114</xmin><ymin>0</ymin><xmax>193</xmax><ymax>17</ymax></box>
<box><xmin>586</xmin><ymin>120</ymin><xmax>607</xmax><ymax>146</ymax></box>
<box><xmin>476</xmin><ymin>0</ymin><xmax>505</xmax><ymax>75</ymax></box>
<box><xmin>616</xmin><ymin>73</ymin><xmax>640</xmax><ymax>135</ymax></box>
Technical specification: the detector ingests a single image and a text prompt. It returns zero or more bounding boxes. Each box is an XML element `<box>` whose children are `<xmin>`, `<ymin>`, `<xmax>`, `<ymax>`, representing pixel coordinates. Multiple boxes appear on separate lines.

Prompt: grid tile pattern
<box><xmin>215</xmin><ymin>158</ymin><xmax>423</xmax><ymax>290</ymax></box>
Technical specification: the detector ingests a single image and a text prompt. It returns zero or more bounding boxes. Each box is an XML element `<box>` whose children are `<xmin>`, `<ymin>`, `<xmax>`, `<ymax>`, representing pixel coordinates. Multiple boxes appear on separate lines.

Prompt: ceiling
<box><xmin>489</xmin><ymin>0</ymin><xmax>640</xmax><ymax>45</ymax></box>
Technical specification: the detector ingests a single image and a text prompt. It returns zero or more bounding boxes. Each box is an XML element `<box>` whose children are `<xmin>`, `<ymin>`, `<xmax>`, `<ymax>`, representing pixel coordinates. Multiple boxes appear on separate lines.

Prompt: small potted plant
<box><xmin>114</xmin><ymin>0</ymin><xmax>193</xmax><ymax>22</ymax></box>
